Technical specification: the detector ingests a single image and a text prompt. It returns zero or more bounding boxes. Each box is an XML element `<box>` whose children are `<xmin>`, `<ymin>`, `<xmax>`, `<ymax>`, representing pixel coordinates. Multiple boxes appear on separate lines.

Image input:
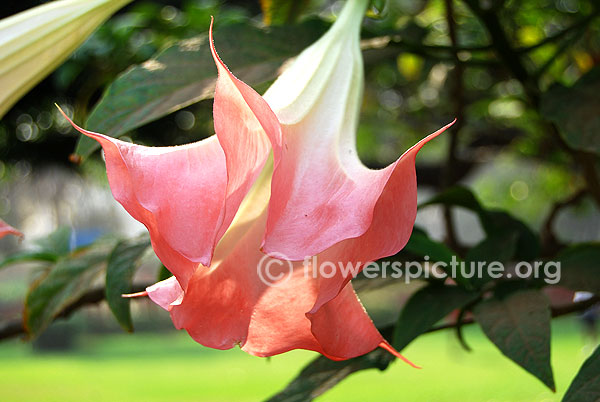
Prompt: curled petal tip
<box><xmin>208</xmin><ymin>16</ymin><xmax>227</xmax><ymax>71</ymax></box>
<box><xmin>122</xmin><ymin>291</ymin><xmax>148</xmax><ymax>298</ymax></box>
<box><xmin>0</xmin><ymin>219</ymin><xmax>23</xmax><ymax>239</ymax></box>
<box><xmin>378</xmin><ymin>341</ymin><xmax>421</xmax><ymax>369</ymax></box>
<box><xmin>54</xmin><ymin>103</ymin><xmax>69</xmax><ymax>121</ymax></box>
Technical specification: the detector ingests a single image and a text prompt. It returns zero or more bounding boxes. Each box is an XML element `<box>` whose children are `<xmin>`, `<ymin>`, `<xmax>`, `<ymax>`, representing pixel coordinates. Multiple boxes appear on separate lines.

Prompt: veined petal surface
<box><xmin>168</xmin><ymin>164</ymin><xmax>394</xmax><ymax>360</ymax></box>
<box><xmin>59</xmin><ymin>25</ymin><xmax>278</xmax><ymax>287</ymax></box>
<box><xmin>261</xmin><ymin>0</ymin><xmax>452</xmax><ymax>264</ymax></box>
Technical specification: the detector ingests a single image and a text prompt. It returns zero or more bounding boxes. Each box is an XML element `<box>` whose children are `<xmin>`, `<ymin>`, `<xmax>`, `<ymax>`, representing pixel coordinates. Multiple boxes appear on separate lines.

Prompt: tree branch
<box><xmin>517</xmin><ymin>10</ymin><xmax>600</xmax><ymax>54</ymax></box>
<box><xmin>362</xmin><ymin>38</ymin><xmax>498</xmax><ymax>67</ymax></box>
<box><xmin>424</xmin><ymin>295</ymin><xmax>600</xmax><ymax>334</ymax></box>
<box><xmin>462</xmin><ymin>0</ymin><xmax>539</xmax><ymax>103</ymax></box>
<box><xmin>0</xmin><ymin>282</ymin><xmax>152</xmax><ymax>341</ymax></box>
<box><xmin>541</xmin><ymin>189</ymin><xmax>588</xmax><ymax>256</ymax></box>
<box><xmin>462</xmin><ymin>0</ymin><xmax>600</xmax><ymax>208</ymax></box>
<box><xmin>441</xmin><ymin>0</ymin><xmax>466</xmax><ymax>253</ymax></box>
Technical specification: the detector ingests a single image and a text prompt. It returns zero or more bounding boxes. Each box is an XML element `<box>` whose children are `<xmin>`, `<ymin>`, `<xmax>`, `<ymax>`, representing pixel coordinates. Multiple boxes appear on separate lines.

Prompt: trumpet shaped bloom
<box><xmin>62</xmin><ymin>0</ymin><xmax>452</xmax><ymax>362</ymax></box>
<box><xmin>0</xmin><ymin>0</ymin><xmax>132</xmax><ymax>118</ymax></box>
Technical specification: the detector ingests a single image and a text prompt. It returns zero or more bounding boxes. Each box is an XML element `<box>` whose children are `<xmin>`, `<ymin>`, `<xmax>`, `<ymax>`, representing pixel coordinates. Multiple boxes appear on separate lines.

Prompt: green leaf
<box><xmin>393</xmin><ymin>285</ymin><xmax>479</xmax><ymax>351</ymax></box>
<box><xmin>34</xmin><ymin>226</ymin><xmax>72</xmax><ymax>256</ymax></box>
<box><xmin>24</xmin><ymin>249</ymin><xmax>108</xmax><ymax>338</ymax></box>
<box><xmin>465</xmin><ymin>231</ymin><xmax>518</xmax><ymax>288</ymax></box>
<box><xmin>403</xmin><ymin>227</ymin><xmax>472</xmax><ymax>288</ymax></box>
<box><xmin>562</xmin><ymin>345</ymin><xmax>600</xmax><ymax>402</ymax></box>
<box><xmin>473</xmin><ymin>289</ymin><xmax>554</xmax><ymax>390</ymax></box>
<box><xmin>554</xmin><ymin>243</ymin><xmax>600</xmax><ymax>295</ymax></box>
<box><xmin>421</xmin><ymin>186</ymin><xmax>540</xmax><ymax>261</ymax></box>
<box><xmin>0</xmin><ymin>251</ymin><xmax>58</xmax><ymax>269</ymax></box>
<box><xmin>0</xmin><ymin>226</ymin><xmax>73</xmax><ymax>270</ymax></box>
<box><xmin>75</xmin><ymin>20</ymin><xmax>327</xmax><ymax>159</ymax></box>
<box><xmin>420</xmin><ymin>186</ymin><xmax>483</xmax><ymax>212</ymax></box>
<box><xmin>157</xmin><ymin>264</ymin><xmax>171</xmax><ymax>282</ymax></box>
<box><xmin>404</xmin><ymin>227</ymin><xmax>456</xmax><ymax>266</ymax></box>
<box><xmin>541</xmin><ymin>67</ymin><xmax>600</xmax><ymax>154</ymax></box>
<box><xmin>105</xmin><ymin>237</ymin><xmax>150</xmax><ymax>332</ymax></box>
<box><xmin>466</xmin><ymin>232</ymin><xmax>518</xmax><ymax>264</ymax></box>
<box><xmin>483</xmin><ymin>211</ymin><xmax>539</xmax><ymax>261</ymax></box>
<box><xmin>260</xmin><ymin>0</ymin><xmax>311</xmax><ymax>25</ymax></box>
<box><xmin>266</xmin><ymin>348</ymin><xmax>394</xmax><ymax>402</ymax></box>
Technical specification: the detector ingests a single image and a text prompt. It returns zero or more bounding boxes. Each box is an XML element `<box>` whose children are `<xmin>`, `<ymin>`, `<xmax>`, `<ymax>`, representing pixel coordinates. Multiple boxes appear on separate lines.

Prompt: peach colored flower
<box><xmin>61</xmin><ymin>0</ymin><xmax>452</xmax><ymax>363</ymax></box>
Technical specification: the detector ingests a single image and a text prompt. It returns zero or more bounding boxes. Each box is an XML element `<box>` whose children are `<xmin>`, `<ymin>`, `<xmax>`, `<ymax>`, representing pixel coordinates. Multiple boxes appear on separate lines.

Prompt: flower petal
<box><xmin>167</xmin><ymin>165</ymin><xmax>399</xmax><ymax>360</ymax></box>
<box><xmin>0</xmin><ymin>219</ymin><xmax>22</xmax><ymax>239</ymax></box>
<box><xmin>59</xmin><ymin>22</ymin><xmax>281</xmax><ymax>288</ymax></box>
<box><xmin>260</xmin><ymin>0</ymin><xmax>452</xmax><ymax>262</ymax></box>
<box><xmin>208</xmin><ymin>19</ymin><xmax>280</xmax><ymax>241</ymax></box>
<box><xmin>146</xmin><ymin>276</ymin><xmax>184</xmax><ymax>311</ymax></box>
<box><xmin>170</xmin><ymin>212</ymin><xmax>390</xmax><ymax>359</ymax></box>
<box><xmin>58</xmin><ymin>110</ymin><xmax>226</xmax><ymax>288</ymax></box>
<box><xmin>306</xmin><ymin>282</ymin><xmax>386</xmax><ymax>360</ymax></box>
<box><xmin>309</xmin><ymin>123</ymin><xmax>454</xmax><ymax>313</ymax></box>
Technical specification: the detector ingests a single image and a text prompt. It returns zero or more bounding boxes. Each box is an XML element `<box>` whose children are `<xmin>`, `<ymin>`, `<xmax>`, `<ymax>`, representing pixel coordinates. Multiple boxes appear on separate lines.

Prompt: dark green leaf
<box><xmin>465</xmin><ymin>231</ymin><xmax>518</xmax><ymax>288</ymax></box>
<box><xmin>393</xmin><ymin>285</ymin><xmax>479</xmax><ymax>351</ymax></box>
<box><xmin>76</xmin><ymin>20</ymin><xmax>327</xmax><ymax>159</ymax></box>
<box><xmin>0</xmin><ymin>251</ymin><xmax>58</xmax><ymax>269</ymax></box>
<box><xmin>405</xmin><ymin>227</ymin><xmax>456</xmax><ymax>266</ymax></box>
<box><xmin>420</xmin><ymin>186</ymin><xmax>482</xmax><ymax>212</ymax></box>
<box><xmin>541</xmin><ymin>67</ymin><xmax>600</xmax><ymax>154</ymax></box>
<box><xmin>403</xmin><ymin>227</ymin><xmax>473</xmax><ymax>288</ymax></box>
<box><xmin>421</xmin><ymin>186</ymin><xmax>540</xmax><ymax>261</ymax></box>
<box><xmin>105</xmin><ymin>237</ymin><xmax>150</xmax><ymax>332</ymax></box>
<box><xmin>466</xmin><ymin>232</ymin><xmax>518</xmax><ymax>264</ymax></box>
<box><xmin>555</xmin><ymin>243</ymin><xmax>600</xmax><ymax>295</ymax></box>
<box><xmin>483</xmin><ymin>211</ymin><xmax>539</xmax><ymax>261</ymax></box>
<box><xmin>24</xmin><ymin>249</ymin><xmax>108</xmax><ymax>337</ymax></box>
<box><xmin>266</xmin><ymin>348</ymin><xmax>393</xmax><ymax>402</ymax></box>
<box><xmin>157</xmin><ymin>264</ymin><xmax>171</xmax><ymax>282</ymax></box>
<box><xmin>562</xmin><ymin>345</ymin><xmax>600</xmax><ymax>402</ymax></box>
<box><xmin>473</xmin><ymin>289</ymin><xmax>554</xmax><ymax>390</ymax></box>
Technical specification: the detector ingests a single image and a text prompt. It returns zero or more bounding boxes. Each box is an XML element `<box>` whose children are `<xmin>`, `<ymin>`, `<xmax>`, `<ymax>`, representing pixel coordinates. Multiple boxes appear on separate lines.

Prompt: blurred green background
<box><xmin>0</xmin><ymin>316</ymin><xmax>594</xmax><ymax>401</ymax></box>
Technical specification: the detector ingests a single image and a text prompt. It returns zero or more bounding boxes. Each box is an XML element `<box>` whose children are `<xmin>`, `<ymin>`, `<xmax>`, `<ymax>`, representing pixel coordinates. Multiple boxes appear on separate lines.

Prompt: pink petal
<box><xmin>308</xmin><ymin>124</ymin><xmax>455</xmax><ymax>313</ymax></box>
<box><xmin>208</xmin><ymin>19</ymin><xmax>280</xmax><ymax>240</ymax></box>
<box><xmin>262</xmin><ymin>122</ymin><xmax>454</xmax><ymax>262</ymax></box>
<box><xmin>0</xmin><ymin>219</ymin><xmax>22</xmax><ymax>239</ymax></box>
<box><xmin>306</xmin><ymin>282</ymin><xmax>387</xmax><ymax>360</ymax></box>
<box><xmin>58</xmin><ymin>22</ymin><xmax>279</xmax><ymax>289</ymax></box>
<box><xmin>58</xmin><ymin>112</ymin><xmax>225</xmax><ymax>288</ymax></box>
<box><xmin>169</xmin><ymin>203</ymin><xmax>406</xmax><ymax>360</ymax></box>
<box><xmin>146</xmin><ymin>276</ymin><xmax>184</xmax><ymax>311</ymax></box>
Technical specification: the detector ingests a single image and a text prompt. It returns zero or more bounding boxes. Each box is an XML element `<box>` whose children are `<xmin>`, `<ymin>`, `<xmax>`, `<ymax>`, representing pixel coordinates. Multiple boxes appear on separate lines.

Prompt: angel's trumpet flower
<box><xmin>61</xmin><ymin>0</ymin><xmax>452</xmax><ymax>363</ymax></box>
<box><xmin>0</xmin><ymin>0</ymin><xmax>132</xmax><ymax>118</ymax></box>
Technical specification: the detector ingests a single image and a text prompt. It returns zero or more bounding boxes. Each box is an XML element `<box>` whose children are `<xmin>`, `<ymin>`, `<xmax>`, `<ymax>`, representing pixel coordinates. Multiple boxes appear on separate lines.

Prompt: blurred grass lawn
<box><xmin>0</xmin><ymin>317</ymin><xmax>595</xmax><ymax>402</ymax></box>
